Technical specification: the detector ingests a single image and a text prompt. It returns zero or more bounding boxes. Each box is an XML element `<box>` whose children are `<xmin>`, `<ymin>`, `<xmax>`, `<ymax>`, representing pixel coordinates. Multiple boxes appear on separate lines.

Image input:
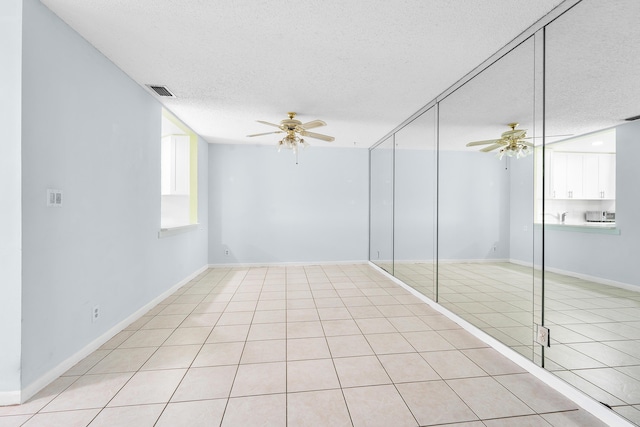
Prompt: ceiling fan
<box><xmin>247</xmin><ymin>112</ymin><xmax>335</xmax><ymax>164</ymax></box>
<box><xmin>466</xmin><ymin>123</ymin><xmax>534</xmax><ymax>159</ymax></box>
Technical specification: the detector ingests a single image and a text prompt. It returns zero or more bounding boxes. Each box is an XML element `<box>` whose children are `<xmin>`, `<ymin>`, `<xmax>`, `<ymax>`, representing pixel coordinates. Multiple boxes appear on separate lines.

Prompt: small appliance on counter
<box><xmin>585</xmin><ymin>211</ymin><xmax>615</xmax><ymax>222</ymax></box>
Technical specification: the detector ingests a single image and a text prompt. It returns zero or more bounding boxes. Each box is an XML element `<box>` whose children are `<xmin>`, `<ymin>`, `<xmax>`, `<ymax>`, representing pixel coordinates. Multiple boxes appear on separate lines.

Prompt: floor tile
<box><xmin>241</xmin><ymin>339</ymin><xmax>286</xmax><ymax>363</ymax></box>
<box><xmin>192</xmin><ymin>342</ymin><xmax>244</xmax><ymax>367</ymax></box>
<box><xmin>482</xmin><ymin>414</ymin><xmax>553</xmax><ymax>426</ymax></box>
<box><xmin>326</xmin><ymin>335</ymin><xmax>373</xmax><ymax>357</ymax></box>
<box><xmin>206</xmin><ymin>324</ymin><xmax>250</xmax><ymax>343</ymax></box>
<box><xmin>180</xmin><ymin>312</ymin><xmax>221</xmax><ymax>328</ymax></box>
<box><xmin>216</xmin><ymin>311</ymin><xmax>254</xmax><ymax>325</ymax></box>
<box><xmin>140</xmin><ymin>314</ymin><xmax>187</xmax><ymax>329</ymax></box>
<box><xmin>141</xmin><ymin>344</ymin><xmax>200</xmax><ymax>370</ymax></box>
<box><xmin>396</xmin><ymin>381</ymin><xmax>478</xmax><ymax>425</ymax></box>
<box><xmin>365</xmin><ymin>333</ymin><xmax>415</xmax><ymax>354</ymax></box>
<box><xmin>172</xmin><ymin>365</ymin><xmax>237</xmax><ymax>401</ymax></box>
<box><xmin>63</xmin><ymin>350</ymin><xmax>111</xmax><ymax>377</ymax></box>
<box><xmin>541</xmin><ymin>410</ymin><xmax>609</xmax><ymax>427</ymax></box>
<box><xmin>222</xmin><ymin>393</ymin><xmax>286</xmax><ymax>427</ymax></box>
<box><xmin>287</xmin><ymin>337</ymin><xmax>331</xmax><ymax>360</ymax></box>
<box><xmin>98</xmin><ymin>331</ymin><xmax>135</xmax><ymax>350</ymax></box>
<box><xmin>287</xmin><ymin>359</ymin><xmax>340</xmax><ymax>392</ymax></box>
<box><xmin>88</xmin><ymin>347</ymin><xmax>156</xmax><ymax>374</ymax></box>
<box><xmin>287</xmin><ymin>321</ymin><xmax>324</xmax><ymax>338</ymax></box>
<box><xmin>322</xmin><ymin>319</ymin><xmax>361</xmax><ymax>336</ymax></box>
<box><xmin>42</xmin><ymin>373</ymin><xmax>132</xmax><ymax>412</ymax></box>
<box><xmin>462</xmin><ymin>348</ymin><xmax>527</xmax><ymax>375</ymax></box>
<box><xmin>230</xmin><ymin>362</ymin><xmax>286</xmax><ymax>397</ymax></box>
<box><xmin>421</xmin><ymin>350</ymin><xmax>486</xmax><ymax>379</ymax></box>
<box><xmin>447</xmin><ymin>376</ymin><xmax>535</xmax><ymax>419</ymax></box>
<box><xmin>387</xmin><ymin>316</ymin><xmax>431</xmax><ymax>332</ymax></box>
<box><xmin>0</xmin><ymin>377</ymin><xmax>78</xmax><ymax>416</ymax></box>
<box><xmin>495</xmin><ymin>373</ymin><xmax>578</xmax><ymax>413</ymax></box>
<box><xmin>287</xmin><ymin>309</ymin><xmax>320</xmax><ymax>322</ymax></box>
<box><xmin>403</xmin><ymin>331</ymin><xmax>455</xmax><ymax>352</ymax></box>
<box><xmin>378</xmin><ymin>353</ymin><xmax>439</xmax><ymax>383</ymax></box>
<box><xmin>0</xmin><ymin>415</ymin><xmax>31</xmax><ymax>427</ymax></box>
<box><xmin>355</xmin><ymin>318</ymin><xmax>396</xmax><ymax>334</ymax></box>
<box><xmin>88</xmin><ymin>404</ymin><xmax>164</xmax><ymax>427</ymax></box>
<box><xmin>252</xmin><ymin>309</ymin><xmax>287</xmax><ymax>323</ymax></box>
<box><xmin>21</xmin><ymin>409</ymin><xmax>100</xmax><ymax>427</ymax></box>
<box><xmin>247</xmin><ymin>322</ymin><xmax>286</xmax><ymax>341</ymax></box>
<box><xmin>107</xmin><ymin>369</ymin><xmax>185</xmax><ymax>406</ymax></box>
<box><xmin>155</xmin><ymin>399</ymin><xmax>227</xmax><ymax>427</ymax></box>
<box><xmin>118</xmin><ymin>329</ymin><xmax>173</xmax><ymax>348</ymax></box>
<box><xmin>287</xmin><ymin>389</ymin><xmax>352</xmax><ymax>427</ymax></box>
<box><xmin>343</xmin><ymin>384</ymin><xmax>417</xmax><ymax>427</ymax></box>
<box><xmin>163</xmin><ymin>326</ymin><xmax>212</xmax><ymax>346</ymax></box>
<box><xmin>333</xmin><ymin>355</ymin><xmax>391</xmax><ymax>387</ymax></box>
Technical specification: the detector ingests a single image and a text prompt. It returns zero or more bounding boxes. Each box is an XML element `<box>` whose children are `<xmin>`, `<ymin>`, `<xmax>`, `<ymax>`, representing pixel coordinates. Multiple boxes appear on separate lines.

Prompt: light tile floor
<box><xmin>0</xmin><ymin>264</ymin><xmax>608</xmax><ymax>426</ymax></box>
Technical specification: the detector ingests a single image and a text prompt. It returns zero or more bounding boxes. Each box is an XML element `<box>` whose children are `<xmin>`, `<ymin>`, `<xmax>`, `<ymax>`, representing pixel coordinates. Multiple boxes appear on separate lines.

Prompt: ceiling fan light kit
<box><xmin>247</xmin><ymin>112</ymin><xmax>335</xmax><ymax>164</ymax></box>
<box><xmin>467</xmin><ymin>122</ymin><xmax>534</xmax><ymax>160</ymax></box>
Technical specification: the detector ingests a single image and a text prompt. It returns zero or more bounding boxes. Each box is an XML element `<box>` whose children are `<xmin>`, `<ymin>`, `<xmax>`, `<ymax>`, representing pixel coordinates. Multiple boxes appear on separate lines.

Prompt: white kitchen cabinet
<box><xmin>549</xmin><ymin>151</ymin><xmax>615</xmax><ymax>200</ymax></box>
<box><xmin>550</xmin><ymin>152</ymin><xmax>583</xmax><ymax>199</ymax></box>
<box><xmin>599</xmin><ymin>153</ymin><xmax>616</xmax><ymax>199</ymax></box>
<box><xmin>161</xmin><ymin>135</ymin><xmax>190</xmax><ymax>195</ymax></box>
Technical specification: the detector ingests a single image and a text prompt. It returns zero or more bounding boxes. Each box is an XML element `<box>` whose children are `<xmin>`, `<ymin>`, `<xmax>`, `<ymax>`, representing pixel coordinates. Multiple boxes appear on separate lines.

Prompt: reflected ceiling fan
<box><xmin>466</xmin><ymin>123</ymin><xmax>533</xmax><ymax>159</ymax></box>
<box><xmin>247</xmin><ymin>112</ymin><xmax>335</xmax><ymax>163</ymax></box>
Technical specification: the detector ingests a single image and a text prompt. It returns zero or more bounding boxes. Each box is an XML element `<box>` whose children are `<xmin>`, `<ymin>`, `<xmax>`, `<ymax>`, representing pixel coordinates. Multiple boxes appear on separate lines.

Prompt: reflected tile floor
<box><xmin>395</xmin><ymin>261</ymin><xmax>640</xmax><ymax>425</ymax></box>
<box><xmin>0</xmin><ymin>265</ymin><xmax>606</xmax><ymax>427</ymax></box>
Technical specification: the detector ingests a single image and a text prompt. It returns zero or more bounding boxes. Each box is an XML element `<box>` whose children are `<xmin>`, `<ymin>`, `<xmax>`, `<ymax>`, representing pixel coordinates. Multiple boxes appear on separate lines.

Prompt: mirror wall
<box><xmin>369</xmin><ymin>136</ymin><xmax>394</xmax><ymax>275</ymax></box>
<box><xmin>369</xmin><ymin>0</ymin><xmax>640</xmax><ymax>423</ymax></box>
<box><xmin>393</xmin><ymin>108</ymin><xmax>437</xmax><ymax>300</ymax></box>
<box><xmin>438</xmin><ymin>36</ymin><xmax>537</xmax><ymax>360</ymax></box>
<box><xmin>542</xmin><ymin>0</ymin><xmax>640</xmax><ymax>421</ymax></box>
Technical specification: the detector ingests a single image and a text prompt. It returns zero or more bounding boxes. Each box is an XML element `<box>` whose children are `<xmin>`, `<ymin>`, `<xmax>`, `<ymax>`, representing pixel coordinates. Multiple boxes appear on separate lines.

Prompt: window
<box><xmin>160</xmin><ymin>109</ymin><xmax>198</xmax><ymax>230</ymax></box>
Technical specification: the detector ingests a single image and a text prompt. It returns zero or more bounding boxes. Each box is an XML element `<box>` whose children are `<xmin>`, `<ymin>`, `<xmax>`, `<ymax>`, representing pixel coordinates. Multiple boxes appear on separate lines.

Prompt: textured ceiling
<box><xmin>39</xmin><ymin>0</ymin><xmax>565</xmax><ymax>148</ymax></box>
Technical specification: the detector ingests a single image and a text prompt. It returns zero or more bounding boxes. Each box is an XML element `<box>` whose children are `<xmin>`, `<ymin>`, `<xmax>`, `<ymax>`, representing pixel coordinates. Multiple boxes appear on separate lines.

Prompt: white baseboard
<box><xmin>18</xmin><ymin>264</ymin><xmax>208</xmax><ymax>405</ymax></box>
<box><xmin>208</xmin><ymin>260</ymin><xmax>368</xmax><ymax>268</ymax></box>
<box><xmin>0</xmin><ymin>390</ymin><xmax>21</xmax><ymax>407</ymax></box>
<box><xmin>368</xmin><ymin>261</ymin><xmax>634</xmax><ymax>427</ymax></box>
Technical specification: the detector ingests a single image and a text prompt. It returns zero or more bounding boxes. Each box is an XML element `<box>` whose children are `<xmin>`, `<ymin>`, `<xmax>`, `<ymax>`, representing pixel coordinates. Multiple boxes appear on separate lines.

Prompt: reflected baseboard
<box><xmin>509</xmin><ymin>258</ymin><xmax>638</xmax><ymax>293</ymax></box>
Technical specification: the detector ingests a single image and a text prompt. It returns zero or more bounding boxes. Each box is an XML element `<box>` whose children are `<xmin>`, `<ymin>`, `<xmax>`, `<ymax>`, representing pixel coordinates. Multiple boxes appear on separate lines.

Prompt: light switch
<box><xmin>47</xmin><ymin>189</ymin><xmax>63</xmax><ymax>207</ymax></box>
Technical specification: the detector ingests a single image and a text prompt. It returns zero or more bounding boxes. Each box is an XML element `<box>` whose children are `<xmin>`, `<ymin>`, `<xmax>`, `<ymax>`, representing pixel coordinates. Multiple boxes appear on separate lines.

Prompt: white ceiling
<box><xmin>39</xmin><ymin>0</ymin><xmax>565</xmax><ymax>148</ymax></box>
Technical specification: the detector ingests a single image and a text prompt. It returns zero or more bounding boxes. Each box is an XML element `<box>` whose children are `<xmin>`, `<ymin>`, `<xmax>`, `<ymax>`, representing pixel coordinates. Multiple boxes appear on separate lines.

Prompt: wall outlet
<box><xmin>92</xmin><ymin>305</ymin><xmax>100</xmax><ymax>323</ymax></box>
<box><xmin>536</xmin><ymin>325</ymin><xmax>550</xmax><ymax>347</ymax></box>
<box><xmin>224</xmin><ymin>249</ymin><xmax>229</xmax><ymax>256</ymax></box>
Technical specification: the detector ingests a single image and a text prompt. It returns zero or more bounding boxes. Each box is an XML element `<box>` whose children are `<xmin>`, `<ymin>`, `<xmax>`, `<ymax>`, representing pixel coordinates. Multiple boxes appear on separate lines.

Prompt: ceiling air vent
<box><xmin>624</xmin><ymin>114</ymin><xmax>640</xmax><ymax>121</ymax></box>
<box><xmin>147</xmin><ymin>85</ymin><xmax>175</xmax><ymax>97</ymax></box>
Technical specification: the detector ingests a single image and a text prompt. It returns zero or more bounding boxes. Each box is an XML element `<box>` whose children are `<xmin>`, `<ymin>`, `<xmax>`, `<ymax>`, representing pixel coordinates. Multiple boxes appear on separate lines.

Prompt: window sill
<box><xmin>158</xmin><ymin>223</ymin><xmax>199</xmax><ymax>238</ymax></box>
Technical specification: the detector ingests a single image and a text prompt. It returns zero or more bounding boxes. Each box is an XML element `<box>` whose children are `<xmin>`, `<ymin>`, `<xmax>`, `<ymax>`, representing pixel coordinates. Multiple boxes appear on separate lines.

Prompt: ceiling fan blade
<box><xmin>502</xmin><ymin>129</ymin><xmax>527</xmax><ymax>138</ymax></box>
<box><xmin>524</xmin><ymin>134</ymin><xmax>574</xmax><ymax>139</ymax></box>
<box><xmin>521</xmin><ymin>140</ymin><xmax>534</xmax><ymax>147</ymax></box>
<box><xmin>300</xmin><ymin>130</ymin><xmax>335</xmax><ymax>142</ymax></box>
<box><xmin>247</xmin><ymin>131</ymin><xmax>284</xmax><ymax>137</ymax></box>
<box><xmin>480</xmin><ymin>143</ymin><xmax>506</xmax><ymax>152</ymax></box>
<box><xmin>466</xmin><ymin>139</ymin><xmax>502</xmax><ymax>147</ymax></box>
<box><xmin>299</xmin><ymin>120</ymin><xmax>326</xmax><ymax>130</ymax></box>
<box><xmin>256</xmin><ymin>120</ymin><xmax>283</xmax><ymax>129</ymax></box>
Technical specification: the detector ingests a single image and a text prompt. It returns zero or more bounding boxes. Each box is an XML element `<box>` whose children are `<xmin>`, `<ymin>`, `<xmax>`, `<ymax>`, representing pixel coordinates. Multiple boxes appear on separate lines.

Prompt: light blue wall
<box><xmin>208</xmin><ymin>144</ymin><xmax>368</xmax><ymax>264</ymax></box>
<box><xmin>509</xmin><ymin>156</ymin><xmax>535</xmax><ymax>264</ymax></box>
<box><xmin>394</xmin><ymin>149</ymin><xmax>436</xmax><ymax>261</ymax></box>
<box><xmin>438</xmin><ymin>151</ymin><xmax>511</xmax><ymax>260</ymax></box>
<box><xmin>20</xmin><ymin>0</ymin><xmax>208</xmax><ymax>388</ymax></box>
<box><xmin>0</xmin><ymin>0</ymin><xmax>23</xmax><ymax>396</ymax></box>
<box><xmin>544</xmin><ymin>120</ymin><xmax>640</xmax><ymax>286</ymax></box>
